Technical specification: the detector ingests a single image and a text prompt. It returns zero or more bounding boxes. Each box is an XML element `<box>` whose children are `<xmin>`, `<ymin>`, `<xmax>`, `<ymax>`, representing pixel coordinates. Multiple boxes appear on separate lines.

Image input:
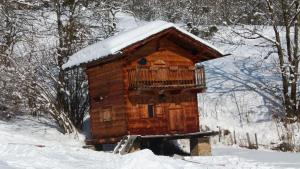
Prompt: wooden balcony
<box><xmin>127</xmin><ymin>66</ymin><xmax>206</xmax><ymax>93</ymax></box>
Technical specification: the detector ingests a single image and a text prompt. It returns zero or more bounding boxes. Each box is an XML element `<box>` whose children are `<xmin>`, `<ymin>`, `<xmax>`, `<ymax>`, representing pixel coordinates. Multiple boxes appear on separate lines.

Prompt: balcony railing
<box><xmin>127</xmin><ymin>66</ymin><xmax>206</xmax><ymax>91</ymax></box>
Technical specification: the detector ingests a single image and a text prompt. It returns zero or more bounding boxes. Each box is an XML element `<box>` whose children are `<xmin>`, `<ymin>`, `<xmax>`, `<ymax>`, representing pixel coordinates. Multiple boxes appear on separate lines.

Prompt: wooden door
<box><xmin>168</xmin><ymin>104</ymin><xmax>184</xmax><ymax>132</ymax></box>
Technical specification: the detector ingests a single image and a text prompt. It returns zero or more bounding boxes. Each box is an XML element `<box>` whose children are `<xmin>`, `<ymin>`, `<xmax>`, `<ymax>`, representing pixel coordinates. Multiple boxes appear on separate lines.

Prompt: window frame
<box><xmin>147</xmin><ymin>104</ymin><xmax>155</xmax><ymax>118</ymax></box>
<box><xmin>102</xmin><ymin>106</ymin><xmax>112</xmax><ymax>122</ymax></box>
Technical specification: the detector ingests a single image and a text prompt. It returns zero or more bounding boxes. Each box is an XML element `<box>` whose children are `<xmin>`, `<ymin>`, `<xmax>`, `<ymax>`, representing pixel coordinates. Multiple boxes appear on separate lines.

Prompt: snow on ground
<box><xmin>0</xmin><ymin>116</ymin><xmax>300</xmax><ymax>169</ymax></box>
<box><xmin>213</xmin><ymin>146</ymin><xmax>300</xmax><ymax>169</ymax></box>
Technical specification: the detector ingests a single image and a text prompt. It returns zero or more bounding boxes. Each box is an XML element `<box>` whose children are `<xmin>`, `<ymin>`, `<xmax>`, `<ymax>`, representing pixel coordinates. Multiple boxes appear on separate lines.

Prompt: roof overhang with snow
<box><xmin>62</xmin><ymin>21</ymin><xmax>225</xmax><ymax>70</ymax></box>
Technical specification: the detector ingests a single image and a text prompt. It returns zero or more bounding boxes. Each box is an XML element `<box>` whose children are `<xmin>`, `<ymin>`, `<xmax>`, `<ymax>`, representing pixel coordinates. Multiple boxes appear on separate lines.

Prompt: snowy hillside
<box><xmin>0</xmin><ymin>115</ymin><xmax>300</xmax><ymax>169</ymax></box>
<box><xmin>199</xmin><ymin>26</ymin><xmax>300</xmax><ymax>148</ymax></box>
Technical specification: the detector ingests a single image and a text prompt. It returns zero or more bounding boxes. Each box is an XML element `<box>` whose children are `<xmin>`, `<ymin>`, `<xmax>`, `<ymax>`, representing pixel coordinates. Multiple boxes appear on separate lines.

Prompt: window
<box><xmin>138</xmin><ymin>104</ymin><xmax>155</xmax><ymax>118</ymax></box>
<box><xmin>147</xmin><ymin>104</ymin><xmax>155</xmax><ymax>118</ymax></box>
<box><xmin>138</xmin><ymin>58</ymin><xmax>147</xmax><ymax>65</ymax></box>
<box><xmin>102</xmin><ymin>107</ymin><xmax>112</xmax><ymax>122</ymax></box>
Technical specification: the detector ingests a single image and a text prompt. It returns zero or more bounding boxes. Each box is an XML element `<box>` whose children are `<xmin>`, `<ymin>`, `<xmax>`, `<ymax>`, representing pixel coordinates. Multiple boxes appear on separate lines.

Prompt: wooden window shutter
<box><xmin>139</xmin><ymin>104</ymin><xmax>148</xmax><ymax>118</ymax></box>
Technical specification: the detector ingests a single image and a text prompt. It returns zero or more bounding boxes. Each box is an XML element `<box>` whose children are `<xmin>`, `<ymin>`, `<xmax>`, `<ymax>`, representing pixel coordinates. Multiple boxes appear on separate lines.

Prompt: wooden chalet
<box><xmin>63</xmin><ymin>21</ymin><xmax>224</xmax><ymax>155</ymax></box>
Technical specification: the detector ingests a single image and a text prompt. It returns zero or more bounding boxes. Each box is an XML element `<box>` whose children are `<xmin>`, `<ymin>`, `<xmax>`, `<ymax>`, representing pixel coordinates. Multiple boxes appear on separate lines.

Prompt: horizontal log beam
<box><xmin>139</xmin><ymin>131</ymin><xmax>218</xmax><ymax>140</ymax></box>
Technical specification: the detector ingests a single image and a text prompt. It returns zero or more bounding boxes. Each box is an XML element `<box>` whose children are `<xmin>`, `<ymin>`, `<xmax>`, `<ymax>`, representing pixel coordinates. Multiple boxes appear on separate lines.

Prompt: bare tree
<box><xmin>0</xmin><ymin>0</ymin><xmax>130</xmax><ymax>134</ymax></box>
<box><xmin>232</xmin><ymin>0</ymin><xmax>300</xmax><ymax>122</ymax></box>
<box><xmin>0</xmin><ymin>0</ymin><xmax>36</xmax><ymax>113</ymax></box>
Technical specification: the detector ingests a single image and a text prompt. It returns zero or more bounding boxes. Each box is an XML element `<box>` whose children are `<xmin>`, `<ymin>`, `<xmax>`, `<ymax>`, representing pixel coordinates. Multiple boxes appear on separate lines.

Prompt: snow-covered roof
<box><xmin>62</xmin><ymin>21</ymin><xmax>224</xmax><ymax>69</ymax></box>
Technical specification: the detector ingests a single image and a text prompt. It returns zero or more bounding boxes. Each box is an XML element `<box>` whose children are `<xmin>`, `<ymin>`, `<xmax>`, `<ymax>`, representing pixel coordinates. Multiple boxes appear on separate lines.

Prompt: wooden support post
<box><xmin>229</xmin><ymin>133</ymin><xmax>234</xmax><ymax>145</ymax></box>
<box><xmin>254</xmin><ymin>133</ymin><xmax>258</xmax><ymax>149</ymax></box>
<box><xmin>190</xmin><ymin>137</ymin><xmax>211</xmax><ymax>156</ymax></box>
<box><xmin>233</xmin><ymin>131</ymin><xmax>237</xmax><ymax>145</ymax></box>
<box><xmin>218</xmin><ymin>127</ymin><xmax>221</xmax><ymax>142</ymax></box>
<box><xmin>246</xmin><ymin>133</ymin><xmax>251</xmax><ymax>148</ymax></box>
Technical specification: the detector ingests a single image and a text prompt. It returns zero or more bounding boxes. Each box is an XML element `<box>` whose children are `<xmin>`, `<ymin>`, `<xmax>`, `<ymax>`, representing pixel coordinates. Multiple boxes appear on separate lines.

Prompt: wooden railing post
<box><xmin>135</xmin><ymin>67</ymin><xmax>140</xmax><ymax>88</ymax></box>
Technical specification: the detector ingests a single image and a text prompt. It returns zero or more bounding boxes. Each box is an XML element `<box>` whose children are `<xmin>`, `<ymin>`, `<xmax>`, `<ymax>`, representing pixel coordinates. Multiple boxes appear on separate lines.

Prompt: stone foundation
<box><xmin>190</xmin><ymin>137</ymin><xmax>211</xmax><ymax>156</ymax></box>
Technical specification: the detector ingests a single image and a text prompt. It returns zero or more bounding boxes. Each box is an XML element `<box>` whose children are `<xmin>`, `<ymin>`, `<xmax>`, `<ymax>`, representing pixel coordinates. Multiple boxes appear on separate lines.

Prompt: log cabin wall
<box><xmin>86</xmin><ymin>60</ymin><xmax>127</xmax><ymax>143</ymax></box>
<box><xmin>85</xmin><ymin>34</ymin><xmax>207</xmax><ymax>144</ymax></box>
<box><xmin>124</xmin><ymin>49</ymin><xmax>200</xmax><ymax>135</ymax></box>
<box><xmin>68</xmin><ymin>24</ymin><xmax>224</xmax><ymax>145</ymax></box>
